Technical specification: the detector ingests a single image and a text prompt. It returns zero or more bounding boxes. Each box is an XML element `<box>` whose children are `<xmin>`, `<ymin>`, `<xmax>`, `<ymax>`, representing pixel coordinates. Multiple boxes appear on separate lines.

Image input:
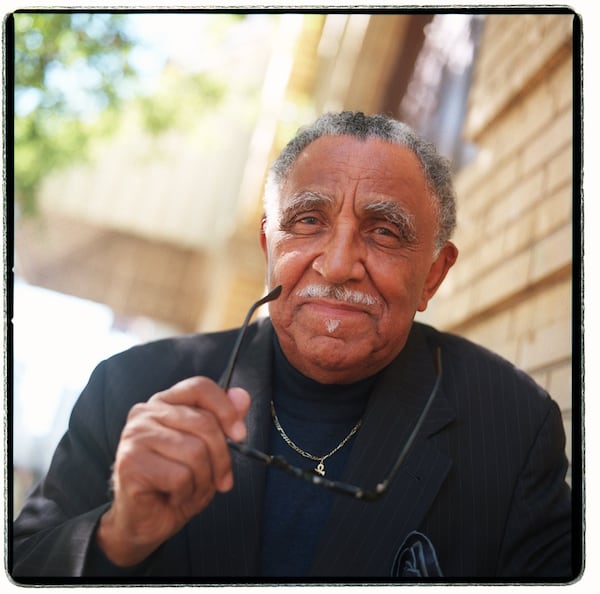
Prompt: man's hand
<box><xmin>96</xmin><ymin>377</ymin><xmax>251</xmax><ymax>567</ymax></box>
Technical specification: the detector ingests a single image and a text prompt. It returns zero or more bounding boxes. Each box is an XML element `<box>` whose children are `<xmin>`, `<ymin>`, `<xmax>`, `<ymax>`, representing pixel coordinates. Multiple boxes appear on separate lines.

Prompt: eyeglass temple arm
<box><xmin>368</xmin><ymin>347</ymin><xmax>443</xmax><ymax>500</ymax></box>
<box><xmin>218</xmin><ymin>285</ymin><xmax>282</xmax><ymax>391</ymax></box>
<box><xmin>218</xmin><ymin>289</ymin><xmax>441</xmax><ymax>504</ymax></box>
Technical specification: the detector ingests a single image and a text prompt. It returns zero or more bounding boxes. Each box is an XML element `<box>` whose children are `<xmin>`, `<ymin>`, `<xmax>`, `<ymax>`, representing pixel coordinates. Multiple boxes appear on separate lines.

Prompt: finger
<box><xmin>114</xmin><ymin>441</ymin><xmax>200</xmax><ymax>508</ymax></box>
<box><xmin>112</xmin><ymin>443</ymin><xmax>216</xmax><ymax>533</ymax></box>
<box><xmin>228</xmin><ymin>387</ymin><xmax>251</xmax><ymax>415</ymax></box>
<box><xmin>156</xmin><ymin>407</ymin><xmax>234</xmax><ymax>493</ymax></box>
<box><xmin>124</xmin><ymin>404</ymin><xmax>235</xmax><ymax>493</ymax></box>
<box><xmin>151</xmin><ymin>377</ymin><xmax>248</xmax><ymax>441</ymax></box>
<box><xmin>226</xmin><ymin>387</ymin><xmax>251</xmax><ymax>441</ymax></box>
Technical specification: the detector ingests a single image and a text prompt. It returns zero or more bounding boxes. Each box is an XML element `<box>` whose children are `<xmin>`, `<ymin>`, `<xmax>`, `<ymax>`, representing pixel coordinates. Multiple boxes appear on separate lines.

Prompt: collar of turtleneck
<box><xmin>260</xmin><ymin>336</ymin><xmax>380</xmax><ymax>578</ymax></box>
<box><xmin>271</xmin><ymin>334</ymin><xmax>378</xmax><ymax>424</ymax></box>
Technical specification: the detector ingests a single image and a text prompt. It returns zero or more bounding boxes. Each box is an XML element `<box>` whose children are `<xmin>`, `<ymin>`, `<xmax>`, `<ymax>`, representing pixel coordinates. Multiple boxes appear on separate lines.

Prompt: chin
<box><xmin>294</xmin><ymin>340</ymin><xmax>381</xmax><ymax>383</ymax></box>
<box><xmin>275</xmin><ymin>319</ymin><xmax>392</xmax><ymax>381</ymax></box>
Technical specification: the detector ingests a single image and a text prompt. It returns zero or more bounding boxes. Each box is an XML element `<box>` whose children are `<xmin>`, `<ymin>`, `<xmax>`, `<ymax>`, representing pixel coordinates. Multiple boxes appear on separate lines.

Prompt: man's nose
<box><xmin>312</xmin><ymin>224</ymin><xmax>366</xmax><ymax>283</ymax></box>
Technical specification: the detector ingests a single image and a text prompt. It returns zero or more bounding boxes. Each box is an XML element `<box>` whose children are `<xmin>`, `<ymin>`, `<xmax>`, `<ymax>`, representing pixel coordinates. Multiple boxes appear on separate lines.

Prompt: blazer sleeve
<box><xmin>11</xmin><ymin>329</ymin><xmax>243</xmax><ymax>580</ymax></box>
<box><xmin>496</xmin><ymin>399</ymin><xmax>573</xmax><ymax>579</ymax></box>
<box><xmin>11</xmin><ymin>359</ymin><xmax>129</xmax><ymax>579</ymax></box>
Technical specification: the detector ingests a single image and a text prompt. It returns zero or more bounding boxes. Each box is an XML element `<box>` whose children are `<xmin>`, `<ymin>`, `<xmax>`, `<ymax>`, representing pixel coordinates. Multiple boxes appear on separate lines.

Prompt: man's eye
<box><xmin>292</xmin><ymin>216</ymin><xmax>322</xmax><ymax>233</ymax></box>
<box><xmin>369</xmin><ymin>225</ymin><xmax>414</xmax><ymax>248</ymax></box>
<box><xmin>298</xmin><ymin>216</ymin><xmax>320</xmax><ymax>225</ymax></box>
<box><xmin>371</xmin><ymin>226</ymin><xmax>403</xmax><ymax>242</ymax></box>
<box><xmin>281</xmin><ymin>214</ymin><xmax>324</xmax><ymax>234</ymax></box>
<box><xmin>374</xmin><ymin>227</ymin><xmax>398</xmax><ymax>237</ymax></box>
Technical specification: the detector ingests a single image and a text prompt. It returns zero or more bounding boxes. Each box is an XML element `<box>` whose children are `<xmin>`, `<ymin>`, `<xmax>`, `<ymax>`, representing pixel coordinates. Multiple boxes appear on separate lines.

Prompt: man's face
<box><xmin>260</xmin><ymin>135</ymin><xmax>457</xmax><ymax>384</ymax></box>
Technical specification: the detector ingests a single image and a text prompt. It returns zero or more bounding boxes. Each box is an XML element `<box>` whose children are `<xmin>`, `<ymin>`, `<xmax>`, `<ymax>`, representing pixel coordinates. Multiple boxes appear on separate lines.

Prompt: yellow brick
<box><xmin>540</xmin><ymin>14</ymin><xmax>574</xmax><ymax>53</ymax></box>
<box><xmin>533</xmin><ymin>185</ymin><xmax>572</xmax><ymax>240</ymax></box>
<box><xmin>452</xmin><ymin>211</ymin><xmax>483</xmax><ymax>255</ymax></box>
<box><xmin>490</xmin><ymin>59</ymin><xmax>571</xmax><ymax>165</ymax></box>
<box><xmin>521</xmin><ymin>108</ymin><xmax>572</xmax><ymax>174</ymax></box>
<box><xmin>504</xmin><ymin>31</ymin><xmax>546</xmax><ymax>85</ymax></box>
<box><xmin>455</xmin><ymin>231</ymin><xmax>505</xmax><ymax>289</ymax></box>
<box><xmin>501</xmin><ymin>209</ymin><xmax>535</xmax><ymax>256</ymax></box>
<box><xmin>453</xmin><ymin>196</ymin><xmax>486</xmax><ymax>244</ymax></box>
<box><xmin>465</xmin><ymin>309</ymin><xmax>512</xmax><ymax>344</ymax></box>
<box><xmin>455</xmin><ymin>150</ymin><xmax>495</xmax><ymax>203</ymax></box>
<box><xmin>508</xmin><ymin>280</ymin><xmax>571</xmax><ymax>345</ymax></box>
<box><xmin>454</xmin><ymin>200</ymin><xmax>484</xmax><ymax>250</ymax></box>
<box><xmin>466</xmin><ymin>14</ymin><xmax>572</xmax><ymax>140</ymax></box>
<box><xmin>470</xmin><ymin>250</ymin><xmax>530</xmax><ymax>314</ymax></box>
<box><xmin>479</xmin><ymin>16</ymin><xmax>527</xmax><ymax>68</ymax></box>
<box><xmin>548</xmin><ymin>56</ymin><xmax>574</xmax><ymax>112</ymax></box>
<box><xmin>509</xmin><ymin>281</ymin><xmax>571</xmax><ymax>340</ymax></box>
<box><xmin>488</xmin><ymin>102</ymin><xmax>544</xmax><ymax>164</ymax></box>
<box><xmin>533</xmin><ymin>279</ymin><xmax>572</xmax><ymax>328</ymax></box>
<box><xmin>529</xmin><ymin>223</ymin><xmax>572</xmax><ymax>283</ymax></box>
<box><xmin>484</xmin><ymin>169</ymin><xmax>544</xmax><ymax>232</ymax></box>
<box><xmin>548</xmin><ymin>361</ymin><xmax>573</xmax><ymax>412</ymax></box>
<box><xmin>538</xmin><ymin>13</ymin><xmax>570</xmax><ymax>35</ymax></box>
<box><xmin>509</xmin><ymin>299</ymin><xmax>535</xmax><ymax>338</ymax></box>
<box><xmin>517</xmin><ymin>318</ymin><xmax>571</xmax><ymax>371</ymax></box>
<box><xmin>502</xmin><ymin>15</ymin><xmax>540</xmax><ymax>66</ymax></box>
<box><xmin>454</xmin><ymin>309</ymin><xmax>519</xmax><ymax>362</ymax></box>
<box><xmin>478</xmin><ymin>157</ymin><xmax>521</xmax><ymax>214</ymax></box>
<box><xmin>474</xmin><ymin>17</ymin><xmax>517</xmax><ymax>82</ymax></box>
<box><xmin>545</xmin><ymin>143</ymin><xmax>573</xmax><ymax>194</ymax></box>
<box><xmin>520</xmin><ymin>82</ymin><xmax>558</xmax><ymax>137</ymax></box>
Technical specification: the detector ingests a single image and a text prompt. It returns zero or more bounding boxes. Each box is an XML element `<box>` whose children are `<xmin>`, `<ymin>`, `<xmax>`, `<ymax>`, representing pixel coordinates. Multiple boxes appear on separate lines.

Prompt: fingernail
<box><xmin>231</xmin><ymin>421</ymin><xmax>246</xmax><ymax>441</ymax></box>
<box><xmin>219</xmin><ymin>472</ymin><xmax>234</xmax><ymax>492</ymax></box>
<box><xmin>228</xmin><ymin>387</ymin><xmax>250</xmax><ymax>412</ymax></box>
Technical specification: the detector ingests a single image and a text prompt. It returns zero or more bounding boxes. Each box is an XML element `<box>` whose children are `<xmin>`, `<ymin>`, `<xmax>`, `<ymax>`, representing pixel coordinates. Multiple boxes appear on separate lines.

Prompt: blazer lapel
<box><xmin>185</xmin><ymin>319</ymin><xmax>275</xmax><ymax>577</ymax></box>
<box><xmin>309</xmin><ymin>324</ymin><xmax>456</xmax><ymax>577</ymax></box>
<box><xmin>179</xmin><ymin>320</ymin><xmax>454</xmax><ymax>578</ymax></box>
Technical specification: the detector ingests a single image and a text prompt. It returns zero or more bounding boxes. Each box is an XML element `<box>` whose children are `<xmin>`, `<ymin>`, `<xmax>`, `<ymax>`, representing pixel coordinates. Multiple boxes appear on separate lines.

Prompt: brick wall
<box><xmin>417</xmin><ymin>14</ymin><xmax>575</xmax><ymax>473</ymax></box>
<box><xmin>16</xmin><ymin>215</ymin><xmax>208</xmax><ymax>332</ymax></box>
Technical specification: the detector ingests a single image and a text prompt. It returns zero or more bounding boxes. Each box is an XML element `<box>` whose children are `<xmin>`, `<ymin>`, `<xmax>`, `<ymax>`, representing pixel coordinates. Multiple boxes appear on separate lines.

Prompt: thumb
<box><xmin>226</xmin><ymin>388</ymin><xmax>251</xmax><ymax>440</ymax></box>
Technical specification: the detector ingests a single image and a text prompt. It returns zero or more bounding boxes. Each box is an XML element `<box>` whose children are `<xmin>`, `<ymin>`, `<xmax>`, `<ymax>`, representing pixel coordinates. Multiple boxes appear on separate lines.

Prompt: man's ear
<box><xmin>259</xmin><ymin>215</ymin><xmax>268</xmax><ymax>256</ymax></box>
<box><xmin>417</xmin><ymin>242</ymin><xmax>458</xmax><ymax>312</ymax></box>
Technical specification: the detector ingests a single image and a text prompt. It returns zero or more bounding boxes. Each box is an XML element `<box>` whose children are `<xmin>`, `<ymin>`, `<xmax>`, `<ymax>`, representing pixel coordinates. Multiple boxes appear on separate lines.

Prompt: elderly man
<box><xmin>12</xmin><ymin>112</ymin><xmax>572</xmax><ymax>581</ymax></box>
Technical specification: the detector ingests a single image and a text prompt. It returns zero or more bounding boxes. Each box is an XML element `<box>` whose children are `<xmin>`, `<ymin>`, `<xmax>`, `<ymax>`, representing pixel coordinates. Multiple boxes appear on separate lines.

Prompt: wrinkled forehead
<box><xmin>281</xmin><ymin>135</ymin><xmax>431</xmax><ymax>203</ymax></box>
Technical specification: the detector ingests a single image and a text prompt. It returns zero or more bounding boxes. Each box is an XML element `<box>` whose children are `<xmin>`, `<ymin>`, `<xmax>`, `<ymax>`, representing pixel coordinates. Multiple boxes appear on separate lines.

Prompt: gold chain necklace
<box><xmin>270</xmin><ymin>401</ymin><xmax>362</xmax><ymax>477</ymax></box>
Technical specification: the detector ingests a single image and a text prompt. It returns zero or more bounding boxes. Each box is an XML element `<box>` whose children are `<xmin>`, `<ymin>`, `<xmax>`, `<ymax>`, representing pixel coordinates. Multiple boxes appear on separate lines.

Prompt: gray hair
<box><xmin>263</xmin><ymin>111</ymin><xmax>457</xmax><ymax>249</ymax></box>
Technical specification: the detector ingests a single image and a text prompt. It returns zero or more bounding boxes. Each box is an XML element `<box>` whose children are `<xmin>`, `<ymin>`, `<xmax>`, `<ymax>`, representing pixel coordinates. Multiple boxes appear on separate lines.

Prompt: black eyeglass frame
<box><xmin>219</xmin><ymin>285</ymin><xmax>443</xmax><ymax>502</ymax></box>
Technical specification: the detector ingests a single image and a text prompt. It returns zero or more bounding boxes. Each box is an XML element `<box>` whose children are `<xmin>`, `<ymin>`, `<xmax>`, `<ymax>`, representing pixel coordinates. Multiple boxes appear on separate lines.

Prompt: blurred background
<box><xmin>9</xmin><ymin>10</ymin><xmax>576</xmax><ymax>515</ymax></box>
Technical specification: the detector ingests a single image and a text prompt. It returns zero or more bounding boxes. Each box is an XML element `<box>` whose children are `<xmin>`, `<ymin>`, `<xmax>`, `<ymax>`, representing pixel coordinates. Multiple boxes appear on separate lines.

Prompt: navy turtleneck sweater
<box><xmin>259</xmin><ymin>337</ymin><xmax>378</xmax><ymax>578</ymax></box>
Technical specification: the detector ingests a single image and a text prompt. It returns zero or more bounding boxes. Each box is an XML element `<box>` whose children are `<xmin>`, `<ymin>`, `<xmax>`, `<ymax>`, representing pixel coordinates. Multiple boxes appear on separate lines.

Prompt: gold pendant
<box><xmin>315</xmin><ymin>461</ymin><xmax>325</xmax><ymax>476</ymax></box>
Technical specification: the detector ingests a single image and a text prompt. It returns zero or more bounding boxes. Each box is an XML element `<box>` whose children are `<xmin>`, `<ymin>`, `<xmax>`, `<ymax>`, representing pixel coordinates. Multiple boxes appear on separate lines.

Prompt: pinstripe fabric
<box><xmin>409</xmin><ymin>333</ymin><xmax>572</xmax><ymax>579</ymax></box>
<box><xmin>185</xmin><ymin>326</ymin><xmax>274</xmax><ymax>577</ymax></box>
<box><xmin>11</xmin><ymin>319</ymin><xmax>573</xmax><ymax>581</ymax></box>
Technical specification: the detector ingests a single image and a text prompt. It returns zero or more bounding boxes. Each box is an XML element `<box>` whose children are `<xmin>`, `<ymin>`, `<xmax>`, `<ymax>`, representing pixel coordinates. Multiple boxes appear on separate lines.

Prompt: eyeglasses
<box><xmin>219</xmin><ymin>286</ymin><xmax>442</xmax><ymax>502</ymax></box>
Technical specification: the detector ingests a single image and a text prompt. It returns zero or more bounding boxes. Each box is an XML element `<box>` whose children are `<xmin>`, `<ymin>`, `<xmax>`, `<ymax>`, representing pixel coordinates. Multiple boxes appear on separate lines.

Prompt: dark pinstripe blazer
<box><xmin>12</xmin><ymin>319</ymin><xmax>573</xmax><ymax>581</ymax></box>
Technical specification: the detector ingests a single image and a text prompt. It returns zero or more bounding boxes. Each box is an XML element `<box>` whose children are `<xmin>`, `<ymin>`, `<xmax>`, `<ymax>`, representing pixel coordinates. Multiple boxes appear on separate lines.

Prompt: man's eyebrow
<box><xmin>284</xmin><ymin>191</ymin><xmax>333</xmax><ymax>210</ymax></box>
<box><xmin>284</xmin><ymin>191</ymin><xmax>334</xmax><ymax>214</ymax></box>
<box><xmin>363</xmin><ymin>200</ymin><xmax>418</xmax><ymax>242</ymax></box>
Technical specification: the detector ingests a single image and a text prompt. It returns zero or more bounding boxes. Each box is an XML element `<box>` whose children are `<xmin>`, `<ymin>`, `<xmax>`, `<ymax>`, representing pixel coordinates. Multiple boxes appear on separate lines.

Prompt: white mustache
<box><xmin>296</xmin><ymin>284</ymin><xmax>378</xmax><ymax>306</ymax></box>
